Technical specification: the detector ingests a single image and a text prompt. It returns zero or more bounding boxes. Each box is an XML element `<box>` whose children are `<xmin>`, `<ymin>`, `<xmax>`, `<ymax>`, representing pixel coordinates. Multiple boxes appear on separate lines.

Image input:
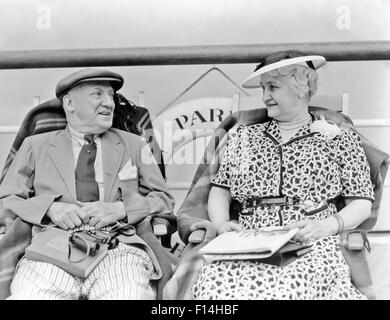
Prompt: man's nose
<box><xmin>101</xmin><ymin>93</ymin><xmax>115</xmax><ymax>107</ymax></box>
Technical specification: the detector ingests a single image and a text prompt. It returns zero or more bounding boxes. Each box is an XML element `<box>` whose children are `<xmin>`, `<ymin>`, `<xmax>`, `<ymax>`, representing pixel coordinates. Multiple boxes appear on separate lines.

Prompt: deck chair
<box><xmin>163</xmin><ymin>106</ymin><xmax>389</xmax><ymax>300</ymax></box>
<box><xmin>0</xmin><ymin>93</ymin><xmax>177</xmax><ymax>300</ymax></box>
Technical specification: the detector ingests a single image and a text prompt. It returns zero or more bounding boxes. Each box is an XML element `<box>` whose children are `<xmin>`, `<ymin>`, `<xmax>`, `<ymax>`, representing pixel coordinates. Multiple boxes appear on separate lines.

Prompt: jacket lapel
<box><xmin>48</xmin><ymin>128</ymin><xmax>77</xmax><ymax>200</ymax></box>
<box><xmin>101</xmin><ymin>130</ymin><xmax>125</xmax><ymax>201</ymax></box>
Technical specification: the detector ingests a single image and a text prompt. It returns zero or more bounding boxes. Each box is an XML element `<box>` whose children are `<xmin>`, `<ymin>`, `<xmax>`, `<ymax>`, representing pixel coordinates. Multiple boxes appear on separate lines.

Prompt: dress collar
<box><xmin>264</xmin><ymin>113</ymin><xmax>315</xmax><ymax>145</ymax></box>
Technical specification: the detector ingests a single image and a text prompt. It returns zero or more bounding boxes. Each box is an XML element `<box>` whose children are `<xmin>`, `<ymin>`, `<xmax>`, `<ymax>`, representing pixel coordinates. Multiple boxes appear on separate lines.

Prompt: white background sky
<box><xmin>0</xmin><ymin>0</ymin><xmax>389</xmax><ymax>116</ymax></box>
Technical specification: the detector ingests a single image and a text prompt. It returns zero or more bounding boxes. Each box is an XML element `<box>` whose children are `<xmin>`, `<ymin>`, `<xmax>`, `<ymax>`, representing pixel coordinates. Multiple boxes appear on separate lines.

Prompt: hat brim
<box><xmin>242</xmin><ymin>55</ymin><xmax>326</xmax><ymax>89</ymax></box>
<box><xmin>74</xmin><ymin>77</ymin><xmax>123</xmax><ymax>91</ymax></box>
<box><xmin>55</xmin><ymin>69</ymin><xmax>124</xmax><ymax>98</ymax></box>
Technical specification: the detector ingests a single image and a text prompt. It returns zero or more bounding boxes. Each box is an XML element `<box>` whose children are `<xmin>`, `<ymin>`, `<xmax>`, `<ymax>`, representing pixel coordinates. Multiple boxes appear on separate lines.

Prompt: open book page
<box><xmin>202</xmin><ymin>241</ymin><xmax>313</xmax><ymax>263</ymax></box>
<box><xmin>202</xmin><ymin>252</ymin><xmax>277</xmax><ymax>263</ymax></box>
<box><xmin>199</xmin><ymin>226</ymin><xmax>299</xmax><ymax>257</ymax></box>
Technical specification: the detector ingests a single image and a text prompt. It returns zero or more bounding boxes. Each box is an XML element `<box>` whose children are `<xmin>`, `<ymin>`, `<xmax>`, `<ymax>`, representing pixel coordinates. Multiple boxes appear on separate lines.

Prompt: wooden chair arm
<box><xmin>188</xmin><ymin>229</ymin><xmax>206</xmax><ymax>244</ymax></box>
<box><xmin>153</xmin><ymin>223</ymin><xmax>168</xmax><ymax>236</ymax></box>
<box><xmin>152</xmin><ymin>217</ymin><xmax>170</xmax><ymax>236</ymax></box>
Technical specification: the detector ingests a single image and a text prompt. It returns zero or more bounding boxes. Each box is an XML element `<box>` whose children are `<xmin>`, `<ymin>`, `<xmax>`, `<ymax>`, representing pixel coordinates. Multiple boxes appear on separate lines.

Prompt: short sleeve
<box><xmin>211</xmin><ymin>124</ymin><xmax>242</xmax><ymax>189</ymax></box>
<box><xmin>336</xmin><ymin>129</ymin><xmax>375</xmax><ymax>202</ymax></box>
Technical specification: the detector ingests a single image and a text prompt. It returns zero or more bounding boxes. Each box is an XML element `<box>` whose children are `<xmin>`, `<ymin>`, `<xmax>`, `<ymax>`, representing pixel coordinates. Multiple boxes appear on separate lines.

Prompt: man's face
<box><xmin>64</xmin><ymin>81</ymin><xmax>115</xmax><ymax>134</ymax></box>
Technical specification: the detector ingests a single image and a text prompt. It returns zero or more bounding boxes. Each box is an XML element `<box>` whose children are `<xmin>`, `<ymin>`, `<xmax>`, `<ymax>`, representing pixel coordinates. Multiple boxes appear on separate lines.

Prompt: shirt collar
<box><xmin>68</xmin><ymin>125</ymin><xmax>98</xmax><ymax>146</ymax></box>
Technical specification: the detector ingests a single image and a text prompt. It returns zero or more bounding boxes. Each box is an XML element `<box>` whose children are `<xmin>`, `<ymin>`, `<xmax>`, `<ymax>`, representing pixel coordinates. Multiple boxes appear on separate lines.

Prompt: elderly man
<box><xmin>0</xmin><ymin>68</ymin><xmax>175</xmax><ymax>300</ymax></box>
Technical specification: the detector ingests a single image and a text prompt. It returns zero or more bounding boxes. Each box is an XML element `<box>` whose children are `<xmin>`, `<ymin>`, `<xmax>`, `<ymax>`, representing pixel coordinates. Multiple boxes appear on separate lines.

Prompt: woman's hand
<box><xmin>216</xmin><ymin>221</ymin><xmax>243</xmax><ymax>235</ymax></box>
<box><xmin>284</xmin><ymin>219</ymin><xmax>334</xmax><ymax>242</ymax></box>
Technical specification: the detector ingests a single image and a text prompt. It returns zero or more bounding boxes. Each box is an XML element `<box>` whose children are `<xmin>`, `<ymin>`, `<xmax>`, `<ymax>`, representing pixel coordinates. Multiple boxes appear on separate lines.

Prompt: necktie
<box><xmin>75</xmin><ymin>134</ymin><xmax>99</xmax><ymax>202</ymax></box>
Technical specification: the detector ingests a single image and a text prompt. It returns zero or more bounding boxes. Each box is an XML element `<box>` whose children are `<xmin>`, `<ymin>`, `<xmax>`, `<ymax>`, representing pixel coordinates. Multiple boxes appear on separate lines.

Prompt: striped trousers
<box><xmin>7</xmin><ymin>242</ymin><xmax>157</xmax><ymax>300</ymax></box>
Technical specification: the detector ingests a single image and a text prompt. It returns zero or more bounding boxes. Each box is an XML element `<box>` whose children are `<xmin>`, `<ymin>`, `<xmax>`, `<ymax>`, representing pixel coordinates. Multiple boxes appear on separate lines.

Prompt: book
<box><xmin>25</xmin><ymin>227</ymin><xmax>108</xmax><ymax>278</ymax></box>
<box><xmin>199</xmin><ymin>227</ymin><xmax>313</xmax><ymax>265</ymax></box>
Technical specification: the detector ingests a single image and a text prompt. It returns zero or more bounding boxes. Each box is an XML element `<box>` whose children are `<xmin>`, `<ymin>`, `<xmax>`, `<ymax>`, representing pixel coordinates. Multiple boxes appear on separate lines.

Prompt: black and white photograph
<box><xmin>0</xmin><ymin>0</ymin><xmax>389</xmax><ymax>307</ymax></box>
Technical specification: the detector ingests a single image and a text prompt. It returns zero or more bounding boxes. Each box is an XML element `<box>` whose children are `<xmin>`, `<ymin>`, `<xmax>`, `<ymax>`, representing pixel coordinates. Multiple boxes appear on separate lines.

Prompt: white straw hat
<box><xmin>242</xmin><ymin>53</ymin><xmax>326</xmax><ymax>89</ymax></box>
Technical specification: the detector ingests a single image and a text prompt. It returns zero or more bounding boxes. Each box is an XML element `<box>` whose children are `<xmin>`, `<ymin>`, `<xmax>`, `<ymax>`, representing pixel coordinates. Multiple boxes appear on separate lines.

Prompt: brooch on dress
<box><xmin>310</xmin><ymin>115</ymin><xmax>341</xmax><ymax>141</ymax></box>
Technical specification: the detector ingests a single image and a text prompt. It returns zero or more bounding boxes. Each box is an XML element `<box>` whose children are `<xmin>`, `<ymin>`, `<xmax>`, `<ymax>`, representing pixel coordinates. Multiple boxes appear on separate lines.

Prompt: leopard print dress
<box><xmin>191</xmin><ymin>117</ymin><xmax>375</xmax><ymax>300</ymax></box>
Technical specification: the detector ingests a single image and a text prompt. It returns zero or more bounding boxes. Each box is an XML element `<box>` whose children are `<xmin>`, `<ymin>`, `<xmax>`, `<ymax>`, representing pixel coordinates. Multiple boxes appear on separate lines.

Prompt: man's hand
<box><xmin>284</xmin><ymin>219</ymin><xmax>334</xmax><ymax>242</ymax></box>
<box><xmin>77</xmin><ymin>201</ymin><xmax>126</xmax><ymax>229</ymax></box>
<box><xmin>47</xmin><ymin>202</ymin><xmax>89</xmax><ymax>230</ymax></box>
<box><xmin>216</xmin><ymin>220</ymin><xmax>243</xmax><ymax>235</ymax></box>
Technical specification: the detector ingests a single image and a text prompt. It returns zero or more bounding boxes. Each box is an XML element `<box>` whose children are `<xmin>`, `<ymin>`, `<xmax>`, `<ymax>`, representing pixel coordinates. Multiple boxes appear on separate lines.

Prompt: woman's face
<box><xmin>260</xmin><ymin>72</ymin><xmax>306</xmax><ymax>121</ymax></box>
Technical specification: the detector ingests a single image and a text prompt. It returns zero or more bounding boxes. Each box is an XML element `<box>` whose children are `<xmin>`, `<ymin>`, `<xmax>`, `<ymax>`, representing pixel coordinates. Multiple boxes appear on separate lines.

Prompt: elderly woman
<box><xmin>191</xmin><ymin>50</ymin><xmax>374</xmax><ymax>300</ymax></box>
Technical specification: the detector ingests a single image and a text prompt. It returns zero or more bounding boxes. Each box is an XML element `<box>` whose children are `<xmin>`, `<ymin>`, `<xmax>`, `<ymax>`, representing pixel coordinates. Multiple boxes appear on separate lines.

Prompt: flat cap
<box><xmin>55</xmin><ymin>68</ymin><xmax>124</xmax><ymax>98</ymax></box>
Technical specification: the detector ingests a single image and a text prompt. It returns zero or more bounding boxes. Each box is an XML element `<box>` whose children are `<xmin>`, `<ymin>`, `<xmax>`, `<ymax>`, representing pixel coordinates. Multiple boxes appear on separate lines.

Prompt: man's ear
<box><xmin>62</xmin><ymin>94</ymin><xmax>74</xmax><ymax>113</ymax></box>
